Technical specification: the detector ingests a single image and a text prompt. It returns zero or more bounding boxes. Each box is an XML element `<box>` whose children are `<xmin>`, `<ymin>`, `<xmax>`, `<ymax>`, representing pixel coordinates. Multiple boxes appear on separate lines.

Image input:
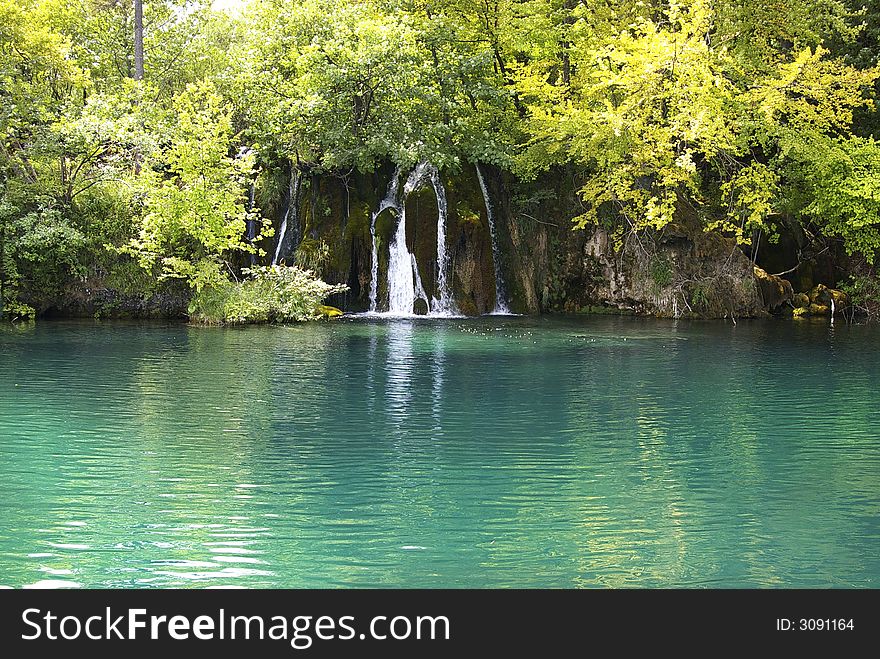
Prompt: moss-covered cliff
<box><xmin>260</xmin><ymin>163</ymin><xmax>769</xmax><ymax>318</ymax></box>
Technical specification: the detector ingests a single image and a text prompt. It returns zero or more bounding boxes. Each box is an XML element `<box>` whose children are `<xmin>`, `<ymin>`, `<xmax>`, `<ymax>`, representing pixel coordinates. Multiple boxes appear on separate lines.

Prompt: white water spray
<box><xmin>369</xmin><ymin>167</ymin><xmax>402</xmax><ymax>312</ymax></box>
<box><xmin>382</xmin><ymin>162</ymin><xmax>456</xmax><ymax>316</ymax></box>
<box><xmin>386</xmin><ymin>167</ymin><xmax>423</xmax><ymax>314</ymax></box>
<box><xmin>412</xmin><ymin>253</ymin><xmax>430</xmax><ymax>305</ymax></box>
<box><xmin>272</xmin><ymin>168</ymin><xmax>300</xmax><ymax>266</ymax></box>
<box><xmin>427</xmin><ymin>167</ymin><xmax>454</xmax><ymax>315</ymax></box>
<box><xmin>475</xmin><ymin>163</ymin><xmax>511</xmax><ymax>314</ymax></box>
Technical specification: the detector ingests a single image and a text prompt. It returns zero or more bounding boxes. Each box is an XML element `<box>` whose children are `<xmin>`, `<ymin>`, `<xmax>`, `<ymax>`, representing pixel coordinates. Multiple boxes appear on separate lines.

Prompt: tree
<box><xmin>799</xmin><ymin>136</ymin><xmax>880</xmax><ymax>262</ymax></box>
<box><xmin>134</xmin><ymin>0</ymin><xmax>144</xmax><ymax>80</ymax></box>
<box><xmin>510</xmin><ymin>0</ymin><xmax>876</xmax><ymax>248</ymax></box>
<box><xmin>121</xmin><ymin>80</ymin><xmax>264</xmax><ymax>290</ymax></box>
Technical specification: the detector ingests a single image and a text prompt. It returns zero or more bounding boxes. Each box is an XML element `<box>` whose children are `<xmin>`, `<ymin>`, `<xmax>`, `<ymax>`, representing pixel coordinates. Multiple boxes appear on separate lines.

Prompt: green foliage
<box><xmin>649</xmin><ymin>255</ymin><xmax>674</xmax><ymax>291</ymax></box>
<box><xmin>839</xmin><ymin>272</ymin><xmax>880</xmax><ymax>317</ymax></box>
<box><xmin>189</xmin><ymin>265</ymin><xmax>348</xmax><ymax>324</ymax></box>
<box><xmin>295</xmin><ymin>238</ymin><xmax>331</xmax><ymax>274</ymax></box>
<box><xmin>2</xmin><ymin>299</ymin><xmax>36</xmax><ymax>321</ymax></box>
<box><xmin>689</xmin><ymin>282</ymin><xmax>711</xmax><ymax>310</ymax></box>
<box><xmin>0</xmin><ymin>199</ymin><xmax>87</xmax><ymax>304</ymax></box>
<box><xmin>513</xmin><ymin>0</ymin><xmax>877</xmax><ymax>249</ymax></box>
<box><xmin>800</xmin><ymin>137</ymin><xmax>880</xmax><ymax>262</ymax></box>
<box><xmin>234</xmin><ymin>0</ymin><xmax>518</xmax><ymax>171</ymax></box>
<box><xmin>120</xmin><ymin>81</ymin><xmax>269</xmax><ymax>290</ymax></box>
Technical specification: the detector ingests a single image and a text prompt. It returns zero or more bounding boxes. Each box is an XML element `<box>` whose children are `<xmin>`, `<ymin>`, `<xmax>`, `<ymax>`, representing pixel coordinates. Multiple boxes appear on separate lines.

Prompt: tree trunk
<box><xmin>134</xmin><ymin>0</ymin><xmax>144</xmax><ymax>80</ymax></box>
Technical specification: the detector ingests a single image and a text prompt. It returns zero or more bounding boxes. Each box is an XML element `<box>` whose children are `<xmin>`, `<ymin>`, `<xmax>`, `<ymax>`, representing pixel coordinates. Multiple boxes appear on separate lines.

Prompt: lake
<box><xmin>0</xmin><ymin>315</ymin><xmax>878</xmax><ymax>588</ymax></box>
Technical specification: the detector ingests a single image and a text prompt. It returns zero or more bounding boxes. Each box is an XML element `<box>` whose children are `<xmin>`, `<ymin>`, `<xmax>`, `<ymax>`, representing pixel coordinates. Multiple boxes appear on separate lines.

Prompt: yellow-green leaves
<box><xmin>748</xmin><ymin>47</ymin><xmax>877</xmax><ymax>138</ymax></box>
<box><xmin>123</xmin><ymin>81</ymin><xmax>265</xmax><ymax>289</ymax></box>
<box><xmin>713</xmin><ymin>164</ymin><xmax>780</xmax><ymax>243</ymax></box>
<box><xmin>512</xmin><ymin>0</ymin><xmax>875</xmax><ymax>247</ymax></box>
<box><xmin>802</xmin><ymin>137</ymin><xmax>880</xmax><ymax>262</ymax></box>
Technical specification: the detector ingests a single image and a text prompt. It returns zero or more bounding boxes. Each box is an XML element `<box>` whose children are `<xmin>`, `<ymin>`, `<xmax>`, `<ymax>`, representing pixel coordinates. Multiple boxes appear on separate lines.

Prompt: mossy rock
<box><xmin>413</xmin><ymin>298</ymin><xmax>429</xmax><ymax>315</ymax></box>
<box><xmin>792</xmin><ymin>292</ymin><xmax>810</xmax><ymax>308</ymax></box>
<box><xmin>317</xmin><ymin>305</ymin><xmax>344</xmax><ymax>318</ymax></box>
<box><xmin>456</xmin><ymin>298</ymin><xmax>478</xmax><ymax>316</ymax></box>
<box><xmin>829</xmin><ymin>288</ymin><xmax>849</xmax><ymax>307</ymax></box>
<box><xmin>578</xmin><ymin>304</ymin><xmax>623</xmax><ymax>315</ymax></box>
<box><xmin>809</xmin><ymin>283</ymin><xmax>830</xmax><ymax>305</ymax></box>
<box><xmin>792</xmin><ymin>306</ymin><xmax>811</xmax><ymax>317</ymax></box>
<box><xmin>809</xmin><ymin>303</ymin><xmax>830</xmax><ymax>316</ymax></box>
<box><xmin>808</xmin><ymin>285</ymin><xmax>848</xmax><ymax>313</ymax></box>
<box><xmin>754</xmin><ymin>266</ymin><xmax>793</xmax><ymax>310</ymax></box>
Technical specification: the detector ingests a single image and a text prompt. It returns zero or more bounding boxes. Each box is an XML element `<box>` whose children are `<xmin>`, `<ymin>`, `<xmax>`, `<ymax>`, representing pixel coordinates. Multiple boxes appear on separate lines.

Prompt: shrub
<box><xmin>295</xmin><ymin>238</ymin><xmax>331</xmax><ymax>273</ymax></box>
<box><xmin>839</xmin><ymin>273</ymin><xmax>880</xmax><ymax>319</ymax></box>
<box><xmin>2</xmin><ymin>300</ymin><xmax>36</xmax><ymax>322</ymax></box>
<box><xmin>649</xmin><ymin>255</ymin><xmax>674</xmax><ymax>293</ymax></box>
<box><xmin>189</xmin><ymin>265</ymin><xmax>347</xmax><ymax>324</ymax></box>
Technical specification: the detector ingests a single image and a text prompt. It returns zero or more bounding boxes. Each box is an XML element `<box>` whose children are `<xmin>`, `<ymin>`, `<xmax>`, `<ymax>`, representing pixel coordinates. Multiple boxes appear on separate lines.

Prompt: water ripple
<box><xmin>0</xmin><ymin>317</ymin><xmax>878</xmax><ymax>587</ymax></box>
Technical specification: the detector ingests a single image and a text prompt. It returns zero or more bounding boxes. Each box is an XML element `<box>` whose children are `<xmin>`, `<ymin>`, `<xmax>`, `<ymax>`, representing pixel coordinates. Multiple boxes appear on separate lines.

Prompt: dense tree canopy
<box><xmin>1</xmin><ymin>0</ymin><xmax>879</xmax><ymax>319</ymax></box>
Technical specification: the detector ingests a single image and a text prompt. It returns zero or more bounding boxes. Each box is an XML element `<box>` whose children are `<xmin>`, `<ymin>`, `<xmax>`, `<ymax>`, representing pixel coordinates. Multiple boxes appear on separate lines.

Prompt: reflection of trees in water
<box><xmin>2</xmin><ymin>319</ymin><xmax>880</xmax><ymax>587</ymax></box>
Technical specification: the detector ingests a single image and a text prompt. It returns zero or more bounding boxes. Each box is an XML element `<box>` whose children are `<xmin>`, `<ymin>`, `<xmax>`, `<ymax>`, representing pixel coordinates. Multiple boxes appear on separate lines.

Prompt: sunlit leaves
<box><xmin>802</xmin><ymin>136</ymin><xmax>880</xmax><ymax>261</ymax></box>
<box><xmin>511</xmin><ymin>0</ymin><xmax>877</xmax><ymax>246</ymax></box>
<box><xmin>122</xmin><ymin>81</ymin><xmax>266</xmax><ymax>289</ymax></box>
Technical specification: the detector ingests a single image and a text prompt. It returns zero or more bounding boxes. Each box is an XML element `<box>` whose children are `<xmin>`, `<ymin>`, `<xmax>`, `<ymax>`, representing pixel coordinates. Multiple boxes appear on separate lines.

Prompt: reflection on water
<box><xmin>0</xmin><ymin>316</ymin><xmax>879</xmax><ymax>588</ymax></box>
<box><xmin>385</xmin><ymin>320</ymin><xmax>415</xmax><ymax>425</ymax></box>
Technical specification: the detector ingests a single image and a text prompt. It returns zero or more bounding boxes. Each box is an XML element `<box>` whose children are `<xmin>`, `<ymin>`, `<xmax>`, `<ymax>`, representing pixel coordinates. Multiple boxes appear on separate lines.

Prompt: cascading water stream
<box><xmin>370</xmin><ymin>162</ymin><xmax>457</xmax><ymax>316</ymax></box>
<box><xmin>391</xmin><ymin>163</ymin><xmax>456</xmax><ymax>315</ymax></box>
<box><xmin>386</xmin><ymin>166</ymin><xmax>422</xmax><ymax>314</ymax></box>
<box><xmin>369</xmin><ymin>167</ymin><xmax>402</xmax><ymax>312</ymax></box>
<box><xmin>272</xmin><ymin>167</ymin><xmax>300</xmax><ymax>266</ymax></box>
<box><xmin>427</xmin><ymin>167</ymin><xmax>454</xmax><ymax>315</ymax></box>
<box><xmin>475</xmin><ymin>163</ymin><xmax>511</xmax><ymax>314</ymax></box>
<box><xmin>411</xmin><ymin>253</ymin><xmax>430</xmax><ymax>305</ymax></box>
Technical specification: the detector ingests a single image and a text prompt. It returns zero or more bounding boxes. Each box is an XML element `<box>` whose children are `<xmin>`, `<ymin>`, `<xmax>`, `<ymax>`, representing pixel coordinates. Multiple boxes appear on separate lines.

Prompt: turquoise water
<box><xmin>0</xmin><ymin>316</ymin><xmax>878</xmax><ymax>588</ymax></box>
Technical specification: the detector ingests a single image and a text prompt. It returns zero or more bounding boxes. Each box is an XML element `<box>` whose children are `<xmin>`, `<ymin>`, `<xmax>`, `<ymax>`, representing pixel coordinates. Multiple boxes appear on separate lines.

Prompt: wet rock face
<box><xmin>451</xmin><ymin>226</ymin><xmax>493</xmax><ymax>316</ymax></box>
<box><xmin>809</xmin><ymin>284</ymin><xmax>848</xmax><ymax>310</ymax></box>
<box><xmin>566</xmin><ymin>228</ymin><xmax>765</xmax><ymax>318</ymax></box>
<box><xmin>48</xmin><ymin>281</ymin><xmax>190</xmax><ymax>319</ymax></box>
<box><xmin>754</xmin><ymin>267</ymin><xmax>794</xmax><ymax>310</ymax></box>
<box><xmin>277</xmin><ymin>164</ymin><xmax>768</xmax><ymax>318</ymax></box>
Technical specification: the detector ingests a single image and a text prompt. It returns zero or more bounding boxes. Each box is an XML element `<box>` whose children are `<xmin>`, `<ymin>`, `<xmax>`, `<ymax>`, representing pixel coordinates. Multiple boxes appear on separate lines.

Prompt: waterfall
<box><xmin>411</xmin><ymin>253</ymin><xmax>430</xmax><ymax>305</ymax></box>
<box><xmin>831</xmin><ymin>296</ymin><xmax>836</xmax><ymax>324</ymax></box>
<box><xmin>385</xmin><ymin>162</ymin><xmax>456</xmax><ymax>315</ymax></box>
<box><xmin>386</xmin><ymin>166</ymin><xmax>424</xmax><ymax>314</ymax></box>
<box><xmin>475</xmin><ymin>163</ymin><xmax>511</xmax><ymax>314</ymax></box>
<box><xmin>369</xmin><ymin>167</ymin><xmax>402</xmax><ymax>312</ymax></box>
<box><xmin>369</xmin><ymin>161</ymin><xmax>457</xmax><ymax>316</ymax></box>
<box><xmin>428</xmin><ymin>166</ymin><xmax>454</xmax><ymax>315</ymax></box>
<box><xmin>272</xmin><ymin>167</ymin><xmax>301</xmax><ymax>266</ymax></box>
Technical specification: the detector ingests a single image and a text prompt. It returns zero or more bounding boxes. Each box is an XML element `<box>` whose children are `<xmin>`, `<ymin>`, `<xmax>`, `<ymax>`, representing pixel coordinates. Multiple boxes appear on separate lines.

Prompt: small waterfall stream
<box><xmin>427</xmin><ymin>166</ymin><xmax>454</xmax><ymax>315</ymax></box>
<box><xmin>381</xmin><ymin>162</ymin><xmax>457</xmax><ymax>316</ymax></box>
<box><xmin>369</xmin><ymin>167</ymin><xmax>402</xmax><ymax>312</ymax></box>
<box><xmin>272</xmin><ymin>167</ymin><xmax>301</xmax><ymax>266</ymax></box>
<box><xmin>475</xmin><ymin>163</ymin><xmax>511</xmax><ymax>314</ymax></box>
<box><xmin>386</xmin><ymin>167</ymin><xmax>422</xmax><ymax>314</ymax></box>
